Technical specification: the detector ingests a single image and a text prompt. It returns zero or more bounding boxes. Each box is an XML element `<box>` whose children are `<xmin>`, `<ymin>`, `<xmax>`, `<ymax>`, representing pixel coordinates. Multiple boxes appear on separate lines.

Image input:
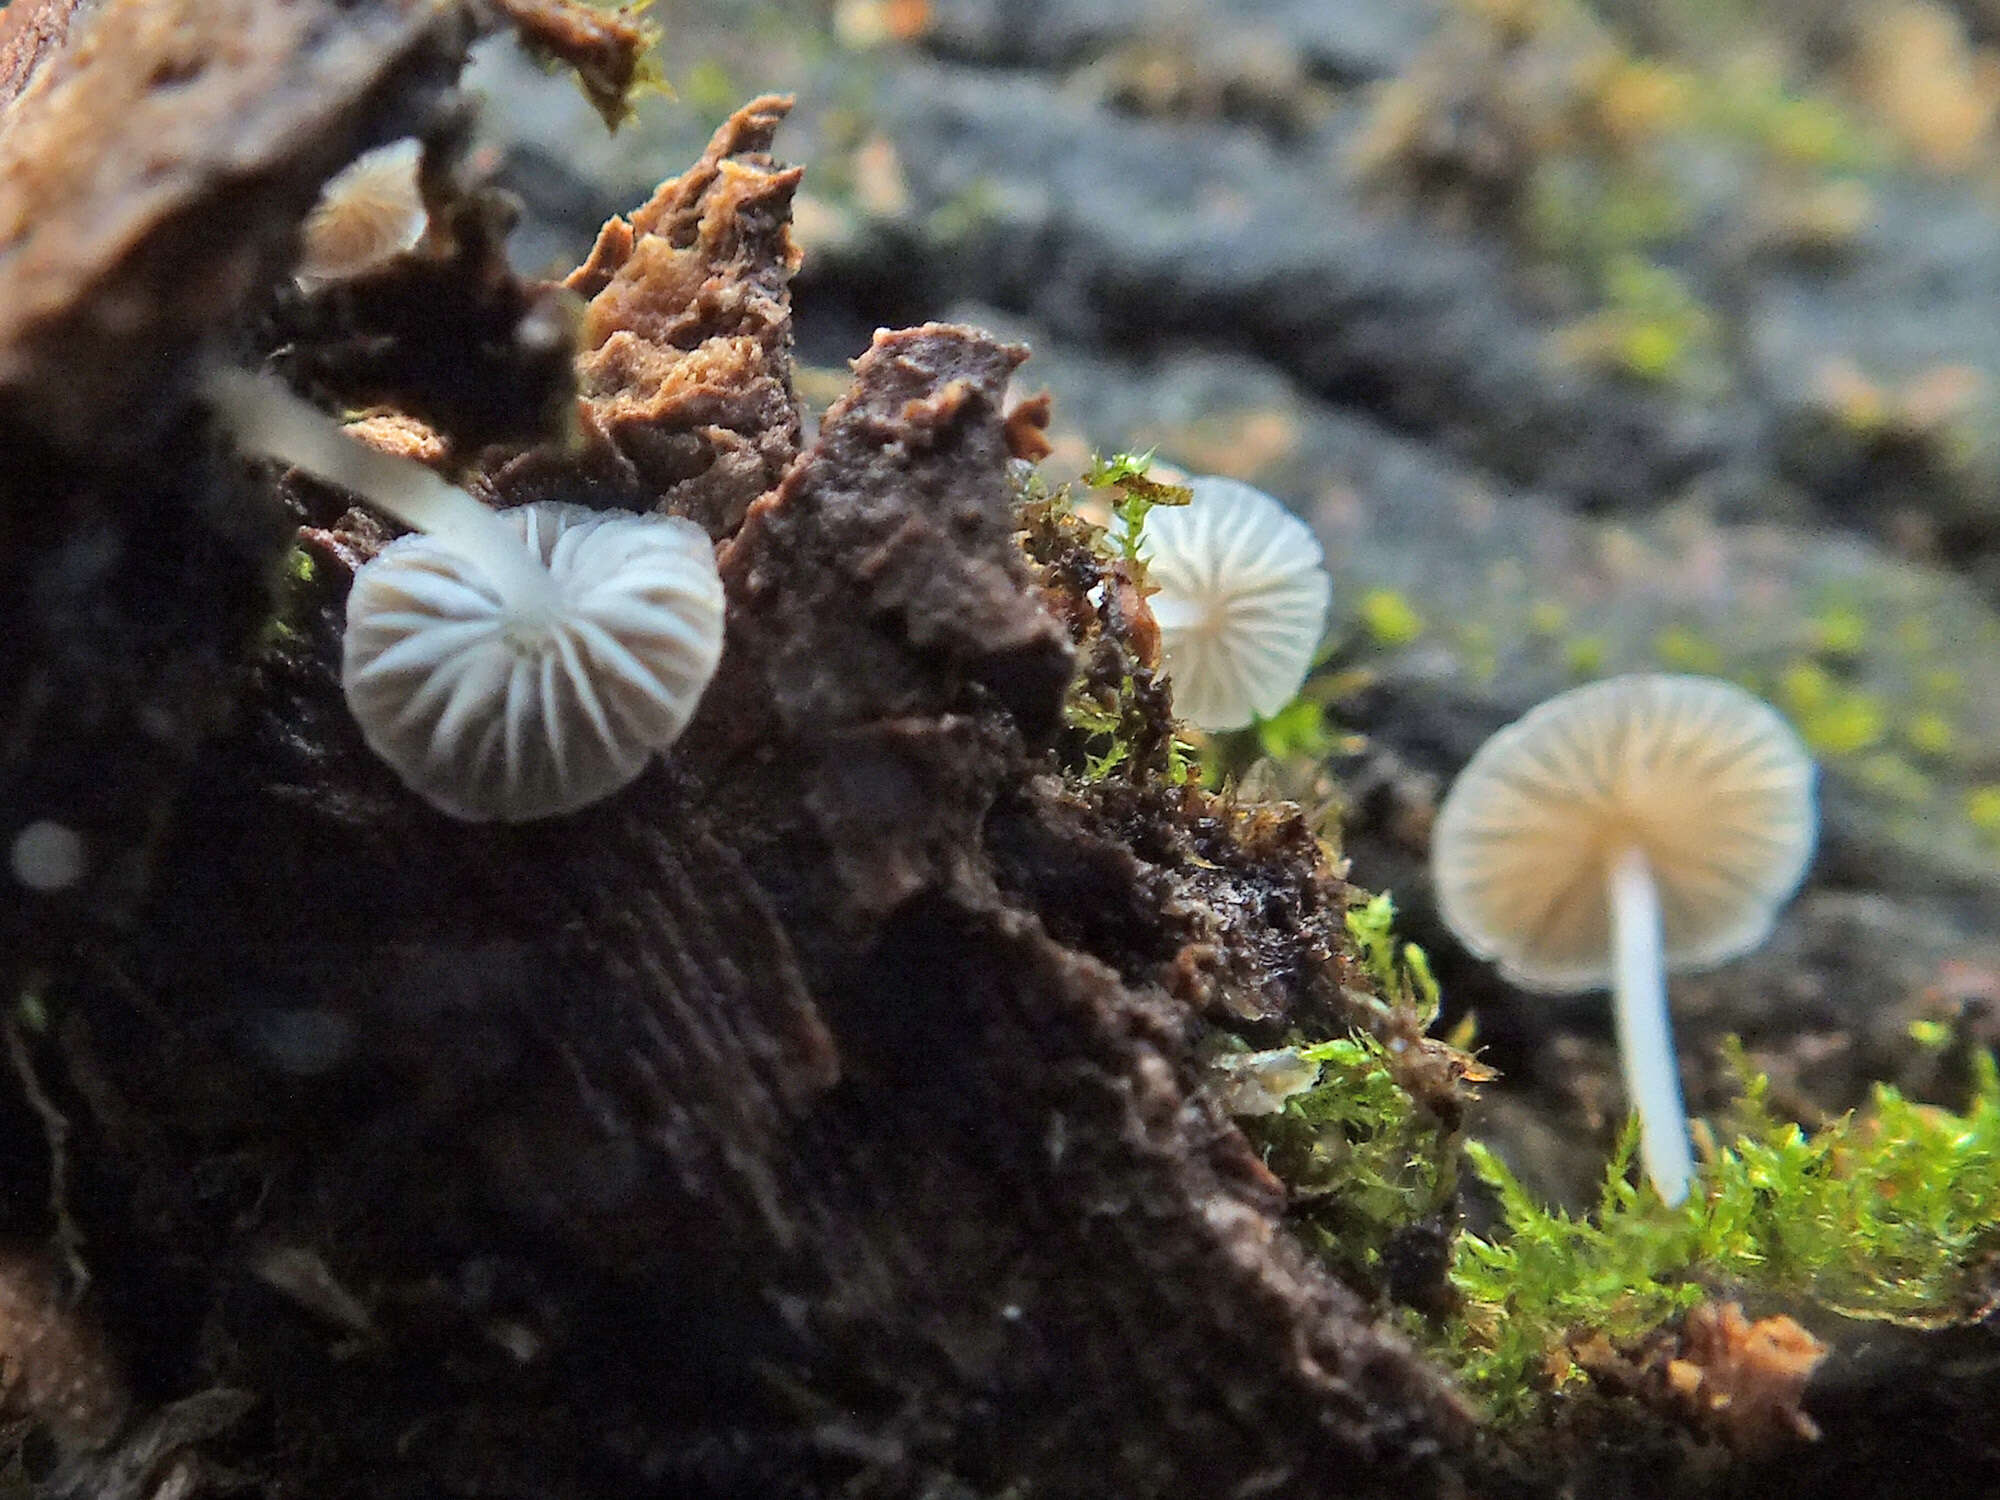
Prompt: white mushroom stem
<box><xmin>1607</xmin><ymin>844</ymin><xmax>1697</xmax><ymax>1206</ymax></box>
<box><xmin>203</xmin><ymin>368</ymin><xmax>558</xmax><ymax>614</ymax></box>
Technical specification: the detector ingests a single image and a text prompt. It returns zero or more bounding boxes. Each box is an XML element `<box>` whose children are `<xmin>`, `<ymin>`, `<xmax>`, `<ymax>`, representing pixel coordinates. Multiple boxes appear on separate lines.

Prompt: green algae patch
<box><xmin>1433</xmin><ymin>1045</ymin><xmax>2000</xmax><ymax>1420</ymax></box>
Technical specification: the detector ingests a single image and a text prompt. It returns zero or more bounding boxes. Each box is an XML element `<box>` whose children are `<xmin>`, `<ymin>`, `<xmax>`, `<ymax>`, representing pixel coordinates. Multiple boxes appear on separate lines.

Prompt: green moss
<box><xmin>1262</xmin><ymin>1031</ymin><xmax>1460</xmax><ymax>1291</ymax></box>
<box><xmin>1908</xmin><ymin>1017</ymin><xmax>1955</xmax><ymax>1051</ymax></box>
<box><xmin>1564</xmin><ymin>635</ymin><xmax>1608</xmax><ymax>675</ymax></box>
<box><xmin>1921</xmin><ymin>665</ymin><xmax>1964</xmax><ymax>699</ymax></box>
<box><xmin>1579</xmin><ymin>254</ymin><xmax>1719</xmax><ymax>387</ymax></box>
<box><xmin>1345</xmin><ymin>890</ymin><xmax>1442</xmax><ymax>1030</ymax></box>
<box><xmin>1360</xmin><ymin>588</ymin><xmax>1426</xmax><ymax>646</ymax></box>
<box><xmin>1242</xmin><ymin>894</ymin><xmax>1465</xmax><ymax>1298</ymax></box>
<box><xmin>1433</xmin><ymin>1045</ymin><xmax>2000</xmax><ymax>1417</ymax></box>
<box><xmin>1778</xmin><ymin>661</ymin><xmax>1885</xmax><ymax>754</ymax></box>
<box><xmin>1018</xmin><ymin>455</ymin><xmax>1197</xmax><ymax>787</ymax></box>
<box><xmin>1698</xmin><ymin>62</ymin><xmax>1884</xmax><ymax>171</ymax></box>
<box><xmin>258</xmin><ymin>544</ymin><xmax>323</xmax><ymax>656</ymax></box>
<box><xmin>1802</xmin><ymin>695</ymin><xmax>1886</xmax><ymax>755</ymax></box>
<box><xmin>1853</xmin><ymin>750</ymin><xmax>1931</xmax><ymax>804</ymax></box>
<box><xmin>1905</xmin><ymin>710</ymin><xmax>1958</xmax><ymax>758</ymax></box>
<box><xmin>1968</xmin><ymin>784</ymin><xmax>2000</xmax><ymax>836</ymax></box>
<box><xmin>1085</xmin><ymin>449</ymin><xmax>1191</xmax><ymax>563</ymax></box>
<box><xmin>1651</xmin><ymin>623</ymin><xmax>1722</xmax><ymax>674</ymax></box>
<box><xmin>1810</xmin><ymin>603</ymin><xmax>1868</xmax><ymax>657</ymax></box>
<box><xmin>1253</xmin><ymin>698</ymin><xmax>1334</xmax><ymax>762</ymax></box>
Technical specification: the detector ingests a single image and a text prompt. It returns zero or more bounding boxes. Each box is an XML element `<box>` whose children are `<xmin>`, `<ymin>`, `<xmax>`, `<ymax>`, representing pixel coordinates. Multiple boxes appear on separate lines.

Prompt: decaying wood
<box><xmin>493</xmin><ymin>95</ymin><xmax>805</xmax><ymax>537</ymax></box>
<box><xmin>0</xmin><ymin>10</ymin><xmax>1475</xmax><ymax>1499</ymax></box>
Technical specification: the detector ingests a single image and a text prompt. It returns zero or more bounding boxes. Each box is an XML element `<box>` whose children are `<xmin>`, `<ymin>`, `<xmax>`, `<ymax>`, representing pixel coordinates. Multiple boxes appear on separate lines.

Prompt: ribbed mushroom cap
<box><xmin>342</xmin><ymin>502</ymin><xmax>725</xmax><ymax>822</ymax></box>
<box><xmin>1138</xmin><ymin>475</ymin><xmax>1331</xmax><ymax>731</ymax></box>
<box><xmin>1431</xmin><ymin>674</ymin><xmax>1816</xmax><ymax>991</ymax></box>
<box><xmin>297</xmin><ymin>138</ymin><xmax>426</xmax><ymax>287</ymax></box>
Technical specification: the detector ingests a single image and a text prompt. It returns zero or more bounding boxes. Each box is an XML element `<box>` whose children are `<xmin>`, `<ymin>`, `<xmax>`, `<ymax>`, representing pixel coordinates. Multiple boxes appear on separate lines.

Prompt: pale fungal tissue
<box><xmin>206</xmin><ymin>370</ymin><xmax>727</xmax><ymax>823</ymax></box>
<box><xmin>1430</xmin><ymin>673</ymin><xmax>1817</xmax><ymax>1204</ymax></box>
<box><xmin>344</xmin><ymin>502</ymin><xmax>725</xmax><ymax>821</ymax></box>
<box><xmin>296</xmin><ymin>137</ymin><xmax>427</xmax><ymax>289</ymax></box>
<box><xmin>1133</xmin><ymin>475</ymin><xmax>1331</xmax><ymax>732</ymax></box>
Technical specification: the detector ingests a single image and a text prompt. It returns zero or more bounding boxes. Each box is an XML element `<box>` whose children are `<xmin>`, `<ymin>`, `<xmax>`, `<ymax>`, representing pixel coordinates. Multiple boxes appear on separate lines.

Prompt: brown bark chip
<box><xmin>494</xmin><ymin>96</ymin><xmax>806</xmax><ymax>535</ymax></box>
<box><xmin>487</xmin><ymin>0</ymin><xmax>655</xmax><ymax>130</ymax></box>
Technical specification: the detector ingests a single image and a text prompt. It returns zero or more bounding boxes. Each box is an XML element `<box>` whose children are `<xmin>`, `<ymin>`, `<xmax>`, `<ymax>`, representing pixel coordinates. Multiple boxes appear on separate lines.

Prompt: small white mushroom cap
<box><xmin>343</xmin><ymin>502</ymin><xmax>725</xmax><ymax>822</ymax></box>
<box><xmin>1431</xmin><ymin>673</ymin><xmax>1817</xmax><ymax>991</ymax></box>
<box><xmin>297</xmin><ymin>138</ymin><xmax>426</xmax><ymax>288</ymax></box>
<box><xmin>1137</xmin><ymin>475</ymin><xmax>1331</xmax><ymax>731</ymax></box>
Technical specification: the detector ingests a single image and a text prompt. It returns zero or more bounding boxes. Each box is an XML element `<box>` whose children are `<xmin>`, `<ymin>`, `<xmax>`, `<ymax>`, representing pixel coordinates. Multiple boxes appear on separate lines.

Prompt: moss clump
<box><xmin>1016</xmin><ymin>452</ymin><xmax>1197</xmax><ymax>785</ymax></box>
<box><xmin>1236</xmin><ymin>894</ymin><xmax>1486</xmax><ymax>1306</ymax></box>
<box><xmin>1359</xmin><ymin>588</ymin><xmax>1426</xmax><ymax>646</ymax></box>
<box><xmin>1553</xmin><ymin>253</ymin><xmax>1720</xmax><ymax>388</ymax></box>
<box><xmin>1434</xmin><ymin>1044</ymin><xmax>2000</xmax><ymax>1419</ymax></box>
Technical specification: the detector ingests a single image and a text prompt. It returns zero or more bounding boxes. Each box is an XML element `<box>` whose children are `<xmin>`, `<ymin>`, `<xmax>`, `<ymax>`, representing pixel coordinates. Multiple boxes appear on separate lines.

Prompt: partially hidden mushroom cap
<box><xmin>1138</xmin><ymin>475</ymin><xmax>1331</xmax><ymax>732</ymax></box>
<box><xmin>297</xmin><ymin>137</ymin><xmax>426</xmax><ymax>287</ymax></box>
<box><xmin>1430</xmin><ymin>674</ymin><xmax>1817</xmax><ymax>991</ymax></box>
<box><xmin>342</xmin><ymin>502</ymin><xmax>725</xmax><ymax>823</ymax></box>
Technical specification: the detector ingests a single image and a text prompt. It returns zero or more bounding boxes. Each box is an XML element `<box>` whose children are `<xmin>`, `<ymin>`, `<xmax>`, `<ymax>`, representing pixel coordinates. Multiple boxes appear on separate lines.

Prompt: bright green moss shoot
<box><xmin>1437</xmin><ymin>1044</ymin><xmax>2000</xmax><ymax>1418</ymax></box>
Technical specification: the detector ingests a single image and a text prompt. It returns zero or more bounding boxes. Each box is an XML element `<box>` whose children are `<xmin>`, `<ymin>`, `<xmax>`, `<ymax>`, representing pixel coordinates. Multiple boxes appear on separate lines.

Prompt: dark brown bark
<box><xmin>0</xmin><ymin>8</ymin><xmax>1473</xmax><ymax>1498</ymax></box>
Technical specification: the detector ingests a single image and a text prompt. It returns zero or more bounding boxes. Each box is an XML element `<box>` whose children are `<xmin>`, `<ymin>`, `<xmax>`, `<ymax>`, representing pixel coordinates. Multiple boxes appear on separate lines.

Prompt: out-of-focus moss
<box><xmin>1360</xmin><ymin>588</ymin><xmax>1426</xmax><ymax>646</ymax></box>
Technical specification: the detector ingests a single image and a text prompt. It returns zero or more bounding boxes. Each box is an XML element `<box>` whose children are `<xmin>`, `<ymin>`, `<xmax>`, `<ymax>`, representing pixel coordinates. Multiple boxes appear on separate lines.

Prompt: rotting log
<box><xmin>0</xmin><ymin>5</ymin><xmax>1474</xmax><ymax>1496</ymax></box>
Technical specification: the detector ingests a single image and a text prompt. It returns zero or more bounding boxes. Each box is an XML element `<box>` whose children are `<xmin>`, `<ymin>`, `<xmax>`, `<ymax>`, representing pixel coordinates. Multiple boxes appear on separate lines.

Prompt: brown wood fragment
<box><xmin>0</xmin><ymin>0</ymin><xmax>482</xmax><ymax>972</ymax></box>
<box><xmin>0</xmin><ymin>0</ymin><xmax>87</xmax><ymax>108</ymax></box>
<box><xmin>1</xmin><ymin>22</ymin><xmax>1477</xmax><ymax>1491</ymax></box>
<box><xmin>1578</xmin><ymin>1299</ymin><xmax>1828</xmax><ymax>1457</ymax></box>
<box><xmin>492</xmin><ymin>97</ymin><xmax>805</xmax><ymax>535</ymax></box>
<box><xmin>1002</xmin><ymin>387</ymin><xmax>1056</xmax><ymax>462</ymax></box>
<box><xmin>486</xmin><ymin>0</ymin><xmax>655</xmax><ymax>130</ymax></box>
<box><xmin>1671</xmin><ymin>1300</ymin><xmax>1826</xmax><ymax>1452</ymax></box>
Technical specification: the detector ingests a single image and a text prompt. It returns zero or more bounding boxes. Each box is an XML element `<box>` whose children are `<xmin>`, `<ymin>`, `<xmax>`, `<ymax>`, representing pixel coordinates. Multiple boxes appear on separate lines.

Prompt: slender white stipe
<box><xmin>1608</xmin><ymin>845</ymin><xmax>1695</xmax><ymax>1205</ymax></box>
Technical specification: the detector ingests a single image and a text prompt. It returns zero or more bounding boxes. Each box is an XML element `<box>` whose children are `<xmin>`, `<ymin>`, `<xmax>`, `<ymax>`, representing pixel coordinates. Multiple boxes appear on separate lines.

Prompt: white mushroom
<box><xmin>1134</xmin><ymin>475</ymin><xmax>1331</xmax><ymax>731</ymax></box>
<box><xmin>296</xmin><ymin>137</ymin><xmax>427</xmax><ymax>289</ymax></box>
<box><xmin>1429</xmin><ymin>674</ymin><xmax>1817</xmax><ymax>1205</ymax></box>
<box><xmin>205</xmin><ymin>370</ymin><xmax>725</xmax><ymax>822</ymax></box>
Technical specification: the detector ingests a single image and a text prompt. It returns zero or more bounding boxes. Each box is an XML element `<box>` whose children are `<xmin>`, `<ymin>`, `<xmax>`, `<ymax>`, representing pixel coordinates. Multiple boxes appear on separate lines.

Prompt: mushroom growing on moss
<box><xmin>206</xmin><ymin>369</ymin><xmax>725</xmax><ymax>822</ymax></box>
<box><xmin>1134</xmin><ymin>475</ymin><xmax>1331</xmax><ymax>731</ymax></box>
<box><xmin>1430</xmin><ymin>674</ymin><xmax>1816</xmax><ymax>1204</ymax></box>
